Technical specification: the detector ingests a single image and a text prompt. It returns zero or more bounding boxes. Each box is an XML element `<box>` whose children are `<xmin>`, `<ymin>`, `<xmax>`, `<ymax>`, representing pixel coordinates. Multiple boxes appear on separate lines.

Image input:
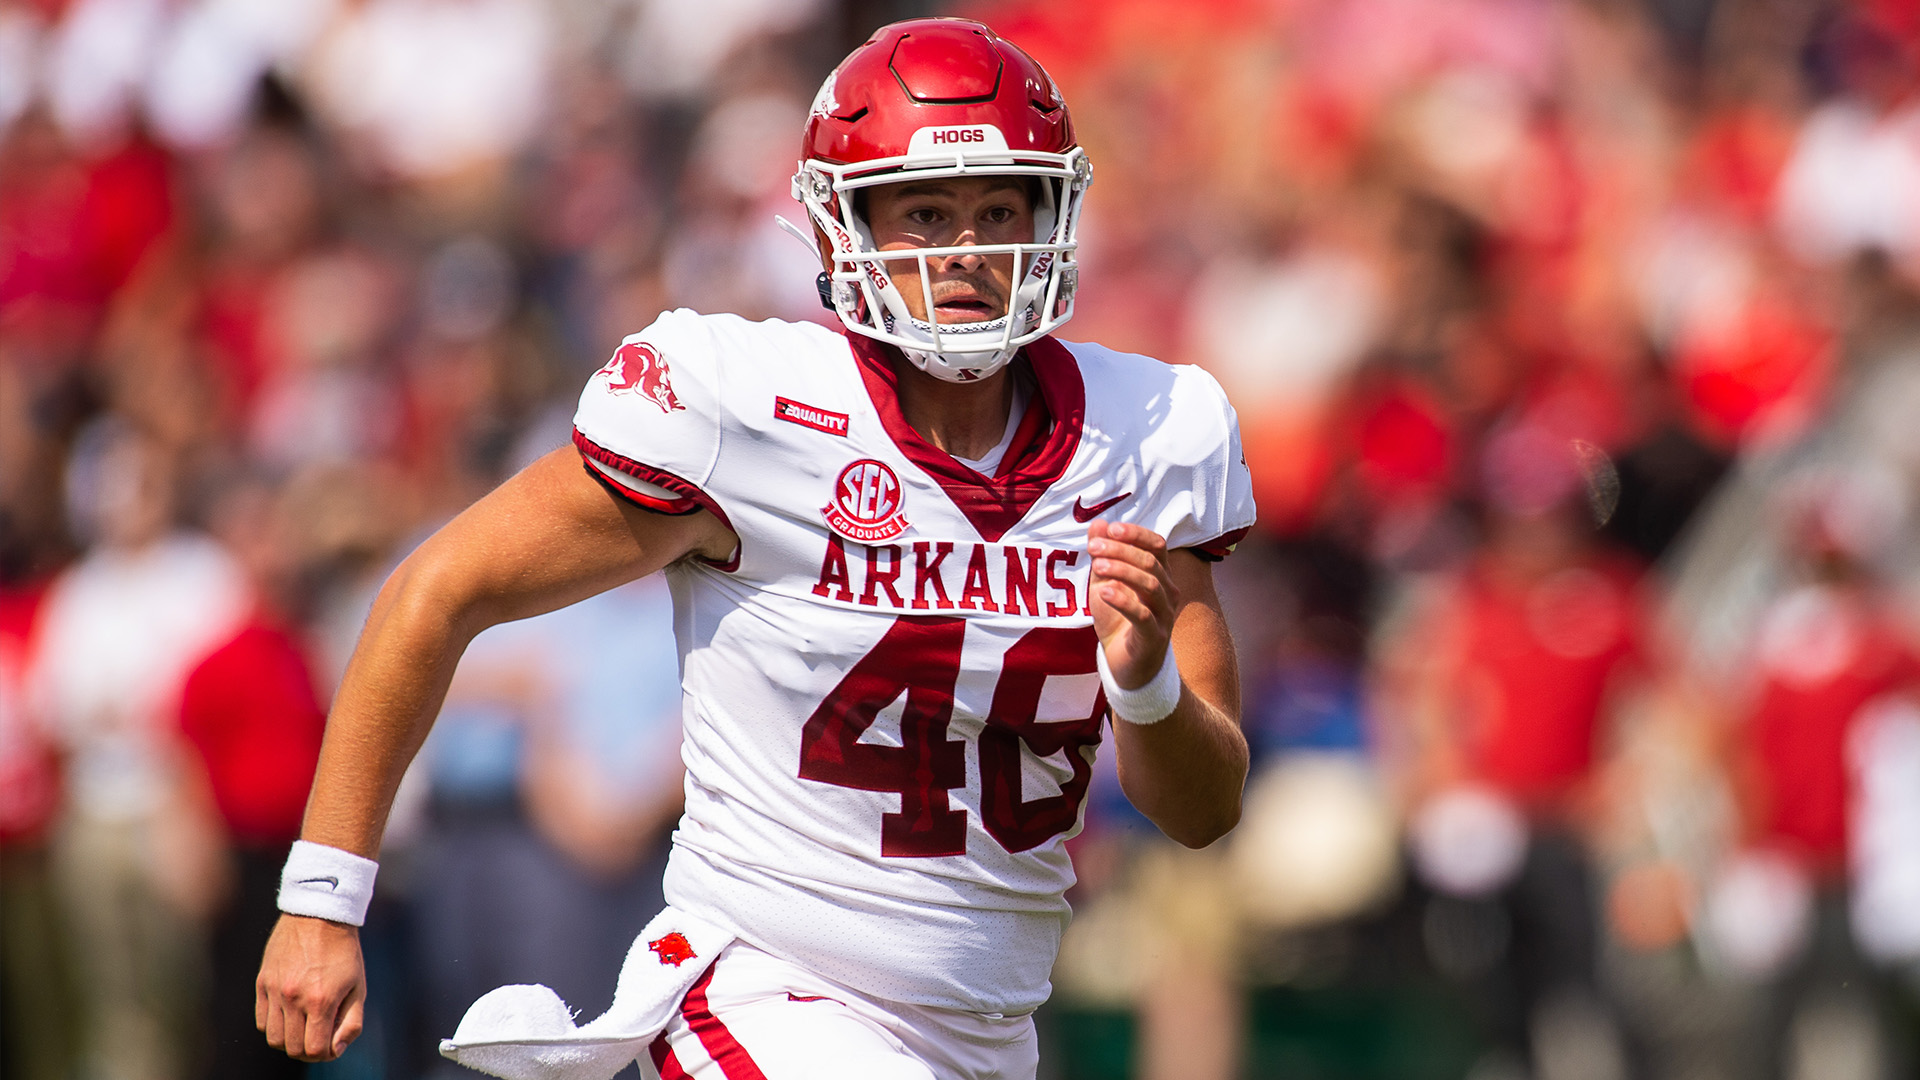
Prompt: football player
<box><xmin>257</xmin><ymin>18</ymin><xmax>1256</xmax><ymax>1080</ymax></box>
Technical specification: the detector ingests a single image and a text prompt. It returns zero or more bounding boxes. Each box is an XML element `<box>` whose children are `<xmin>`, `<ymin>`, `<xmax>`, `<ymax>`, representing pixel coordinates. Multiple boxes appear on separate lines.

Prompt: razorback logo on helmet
<box><xmin>596</xmin><ymin>342</ymin><xmax>684</xmax><ymax>415</ymax></box>
<box><xmin>647</xmin><ymin>932</ymin><xmax>697</xmax><ymax>967</ymax></box>
<box><xmin>823</xmin><ymin>459</ymin><xmax>910</xmax><ymax>542</ymax></box>
<box><xmin>809</xmin><ymin>72</ymin><xmax>839</xmax><ymax>119</ymax></box>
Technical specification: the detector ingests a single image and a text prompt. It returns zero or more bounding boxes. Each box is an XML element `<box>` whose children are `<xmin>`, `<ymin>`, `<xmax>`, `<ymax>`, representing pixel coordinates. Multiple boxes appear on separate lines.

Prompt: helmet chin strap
<box><xmin>900</xmin><ymin>347</ymin><xmax>1002</xmax><ymax>383</ymax></box>
<box><xmin>894</xmin><ymin>259</ymin><xmax>1053</xmax><ymax>383</ymax></box>
<box><xmin>855</xmin><ymin>223</ymin><xmax>1025</xmax><ymax>383</ymax></box>
<box><xmin>897</xmin><ymin>316</ymin><xmax>1018</xmax><ymax>383</ymax></box>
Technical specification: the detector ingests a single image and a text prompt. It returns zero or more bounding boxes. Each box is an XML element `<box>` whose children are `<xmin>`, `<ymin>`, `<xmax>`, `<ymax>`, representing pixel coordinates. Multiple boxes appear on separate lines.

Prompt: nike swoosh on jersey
<box><xmin>295</xmin><ymin>876</ymin><xmax>341</xmax><ymax>890</ymax></box>
<box><xmin>1071</xmin><ymin>492</ymin><xmax>1132</xmax><ymax>522</ymax></box>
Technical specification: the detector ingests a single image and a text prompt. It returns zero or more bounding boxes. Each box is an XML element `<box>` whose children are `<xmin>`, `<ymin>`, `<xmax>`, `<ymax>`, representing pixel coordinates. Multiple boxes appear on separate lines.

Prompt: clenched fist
<box><xmin>256</xmin><ymin>914</ymin><xmax>366</xmax><ymax>1061</ymax></box>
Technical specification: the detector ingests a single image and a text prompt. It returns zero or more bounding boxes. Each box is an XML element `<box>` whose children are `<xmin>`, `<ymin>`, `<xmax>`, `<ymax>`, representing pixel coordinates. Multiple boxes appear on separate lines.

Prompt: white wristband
<box><xmin>1097</xmin><ymin>645</ymin><xmax>1183</xmax><ymax>725</ymax></box>
<box><xmin>278</xmin><ymin>840</ymin><xmax>379</xmax><ymax>926</ymax></box>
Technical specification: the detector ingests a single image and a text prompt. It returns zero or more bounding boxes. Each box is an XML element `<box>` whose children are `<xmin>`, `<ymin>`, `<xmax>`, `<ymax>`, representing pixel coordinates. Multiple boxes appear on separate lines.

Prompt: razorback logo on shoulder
<box><xmin>596</xmin><ymin>342</ymin><xmax>684</xmax><ymax>415</ymax></box>
<box><xmin>775</xmin><ymin>397</ymin><xmax>849</xmax><ymax>437</ymax></box>
<box><xmin>648</xmin><ymin>932</ymin><xmax>696</xmax><ymax>967</ymax></box>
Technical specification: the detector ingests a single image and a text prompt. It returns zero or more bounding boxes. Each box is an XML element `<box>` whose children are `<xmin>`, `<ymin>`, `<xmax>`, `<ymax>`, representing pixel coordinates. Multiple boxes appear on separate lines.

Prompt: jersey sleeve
<box><xmin>1145</xmin><ymin>365</ymin><xmax>1257</xmax><ymax>561</ymax></box>
<box><xmin>572</xmin><ymin>309</ymin><xmax>725</xmax><ymax>516</ymax></box>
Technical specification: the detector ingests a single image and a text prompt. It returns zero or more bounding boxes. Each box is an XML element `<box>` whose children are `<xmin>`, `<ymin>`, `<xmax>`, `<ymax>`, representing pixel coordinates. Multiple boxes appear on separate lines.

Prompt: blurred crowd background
<box><xmin>3</xmin><ymin>1</ymin><xmax>1919</xmax><ymax>1079</ymax></box>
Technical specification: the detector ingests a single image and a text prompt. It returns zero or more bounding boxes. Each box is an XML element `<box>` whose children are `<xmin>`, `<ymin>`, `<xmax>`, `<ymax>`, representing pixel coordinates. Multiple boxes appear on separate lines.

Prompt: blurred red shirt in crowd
<box><xmin>0</xmin><ymin>116</ymin><xmax>176</xmax><ymax>354</ymax></box>
<box><xmin>1447</xmin><ymin>550</ymin><xmax>1648</xmax><ymax>813</ymax></box>
<box><xmin>1740</xmin><ymin>581</ymin><xmax>1920</xmax><ymax>876</ymax></box>
<box><xmin>177</xmin><ymin>614</ymin><xmax>326</xmax><ymax>848</ymax></box>
<box><xmin>0</xmin><ymin>581</ymin><xmax>60</xmax><ymax>846</ymax></box>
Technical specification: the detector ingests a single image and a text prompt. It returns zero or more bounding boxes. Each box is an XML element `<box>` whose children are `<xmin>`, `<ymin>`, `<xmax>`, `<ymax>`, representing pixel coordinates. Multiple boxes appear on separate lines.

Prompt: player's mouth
<box><xmin>934</xmin><ymin>297</ymin><xmax>996</xmax><ymax>322</ymax></box>
<box><xmin>928</xmin><ymin>283</ymin><xmax>1007</xmax><ymax>324</ymax></box>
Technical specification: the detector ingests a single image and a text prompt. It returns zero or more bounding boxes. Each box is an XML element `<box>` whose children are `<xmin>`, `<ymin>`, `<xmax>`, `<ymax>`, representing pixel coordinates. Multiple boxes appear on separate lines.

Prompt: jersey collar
<box><xmin>847</xmin><ymin>333</ymin><xmax>1085</xmax><ymax>543</ymax></box>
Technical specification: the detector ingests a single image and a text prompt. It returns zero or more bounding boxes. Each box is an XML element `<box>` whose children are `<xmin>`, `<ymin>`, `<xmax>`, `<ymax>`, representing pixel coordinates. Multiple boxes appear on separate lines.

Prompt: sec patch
<box><xmin>823</xmin><ymin>459</ymin><xmax>909</xmax><ymax>542</ymax></box>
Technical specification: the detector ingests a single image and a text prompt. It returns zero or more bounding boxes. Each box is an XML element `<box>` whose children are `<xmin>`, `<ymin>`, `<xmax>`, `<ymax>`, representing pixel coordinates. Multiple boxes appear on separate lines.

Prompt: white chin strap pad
<box><xmin>902</xmin><ymin>307</ymin><xmax>1022</xmax><ymax>382</ymax></box>
<box><xmin>901</xmin><ymin>343</ymin><xmax>1015</xmax><ymax>383</ymax></box>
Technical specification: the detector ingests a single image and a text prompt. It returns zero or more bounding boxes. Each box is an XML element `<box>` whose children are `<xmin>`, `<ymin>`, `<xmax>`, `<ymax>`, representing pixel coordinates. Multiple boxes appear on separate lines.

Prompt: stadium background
<box><xmin>3</xmin><ymin>1</ymin><xmax>1919</xmax><ymax>1078</ymax></box>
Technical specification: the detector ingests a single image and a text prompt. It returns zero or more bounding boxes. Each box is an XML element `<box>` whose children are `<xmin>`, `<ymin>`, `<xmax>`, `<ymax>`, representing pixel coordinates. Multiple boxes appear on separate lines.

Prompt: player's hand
<box><xmin>1087</xmin><ymin>520</ymin><xmax>1181</xmax><ymax>687</ymax></box>
<box><xmin>256</xmin><ymin>913</ymin><xmax>366</xmax><ymax>1061</ymax></box>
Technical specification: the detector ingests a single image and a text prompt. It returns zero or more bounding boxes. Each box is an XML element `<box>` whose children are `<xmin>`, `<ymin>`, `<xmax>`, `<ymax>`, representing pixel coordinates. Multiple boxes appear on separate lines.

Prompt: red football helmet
<box><xmin>789</xmin><ymin>18</ymin><xmax>1092</xmax><ymax>382</ymax></box>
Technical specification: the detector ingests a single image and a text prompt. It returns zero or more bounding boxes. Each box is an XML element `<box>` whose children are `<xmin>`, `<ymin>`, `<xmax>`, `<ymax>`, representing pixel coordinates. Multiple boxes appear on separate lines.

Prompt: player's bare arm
<box><xmin>256</xmin><ymin>446</ymin><xmax>735</xmax><ymax>1061</ymax></box>
<box><xmin>1090</xmin><ymin>519</ymin><xmax>1248</xmax><ymax>848</ymax></box>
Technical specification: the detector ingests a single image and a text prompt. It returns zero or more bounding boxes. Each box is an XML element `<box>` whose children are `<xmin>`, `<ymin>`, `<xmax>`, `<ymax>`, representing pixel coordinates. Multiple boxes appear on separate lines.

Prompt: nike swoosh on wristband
<box><xmin>296</xmin><ymin>876</ymin><xmax>341</xmax><ymax>890</ymax></box>
<box><xmin>1071</xmin><ymin>492</ymin><xmax>1132</xmax><ymax>522</ymax></box>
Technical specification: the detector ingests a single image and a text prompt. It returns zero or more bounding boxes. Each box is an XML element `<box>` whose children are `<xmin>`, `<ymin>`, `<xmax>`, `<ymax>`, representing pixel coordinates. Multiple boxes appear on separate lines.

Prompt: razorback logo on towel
<box><xmin>648</xmin><ymin>932</ymin><xmax>697</xmax><ymax>967</ymax></box>
<box><xmin>597</xmin><ymin>342</ymin><xmax>685</xmax><ymax>415</ymax></box>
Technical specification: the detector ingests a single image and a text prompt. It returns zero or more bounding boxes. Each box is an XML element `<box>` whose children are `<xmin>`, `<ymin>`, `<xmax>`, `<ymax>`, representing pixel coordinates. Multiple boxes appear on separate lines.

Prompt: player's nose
<box><xmin>936</xmin><ymin>238</ymin><xmax>987</xmax><ymax>273</ymax></box>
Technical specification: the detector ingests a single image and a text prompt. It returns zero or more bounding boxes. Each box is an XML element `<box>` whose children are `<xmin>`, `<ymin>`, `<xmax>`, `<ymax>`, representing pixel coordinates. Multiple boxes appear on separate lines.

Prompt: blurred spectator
<box><xmin>188</xmin><ymin>92</ymin><xmax>335</xmax><ymax>419</ymax></box>
<box><xmin>616</xmin><ymin>0</ymin><xmax>828</xmax><ymax>102</ymax></box>
<box><xmin>667</xmin><ymin>87</ymin><xmax>829</xmax><ymax>321</ymax></box>
<box><xmin>1377</xmin><ymin>414</ymin><xmax>1652</xmax><ymax>1079</ymax></box>
<box><xmin>1734</xmin><ymin>471</ymin><xmax>1916</xmax><ymax>881</ymax></box>
<box><xmin>1229</xmin><ymin>536</ymin><xmax>1397</xmax><ymax>937</ymax></box>
<box><xmin>176</xmin><ymin>470</ymin><xmax>329</xmax><ymax>1080</ymax></box>
<box><xmin>1</xmin><ymin>104</ymin><xmax>177</xmax><ymax>362</ymax></box>
<box><xmin>1775</xmin><ymin>15</ymin><xmax>1920</xmax><ymax>276</ymax></box>
<box><xmin>27</xmin><ymin>420</ymin><xmax>250</xmax><ymax>1080</ymax></box>
<box><xmin>1703</xmin><ymin>469</ymin><xmax>1920</xmax><ymax>1080</ymax></box>
<box><xmin>309</xmin><ymin>0</ymin><xmax>551</xmax><ymax>220</ymax></box>
<box><xmin>0</xmin><ymin>574</ymin><xmax>78</xmax><ymax>1080</ymax></box>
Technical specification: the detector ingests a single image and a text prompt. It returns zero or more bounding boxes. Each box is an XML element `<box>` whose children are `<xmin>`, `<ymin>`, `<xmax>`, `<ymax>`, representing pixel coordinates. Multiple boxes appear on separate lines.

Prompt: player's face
<box><xmin>864</xmin><ymin>176</ymin><xmax>1035</xmax><ymax>326</ymax></box>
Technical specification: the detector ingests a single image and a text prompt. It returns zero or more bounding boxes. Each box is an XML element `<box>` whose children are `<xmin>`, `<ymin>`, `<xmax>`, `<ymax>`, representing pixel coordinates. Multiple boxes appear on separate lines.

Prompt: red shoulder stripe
<box><xmin>1190</xmin><ymin>526</ymin><xmax>1251</xmax><ymax>562</ymax></box>
<box><xmin>572</xmin><ymin>429</ymin><xmax>742</xmax><ymax>572</ymax></box>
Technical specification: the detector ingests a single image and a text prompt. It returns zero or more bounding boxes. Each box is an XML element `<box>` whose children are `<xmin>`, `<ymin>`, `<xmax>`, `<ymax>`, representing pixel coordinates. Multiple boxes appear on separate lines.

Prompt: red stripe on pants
<box><xmin>680</xmin><ymin>968</ymin><xmax>769</xmax><ymax>1080</ymax></box>
<box><xmin>650</xmin><ymin>1035</ymin><xmax>692</xmax><ymax>1080</ymax></box>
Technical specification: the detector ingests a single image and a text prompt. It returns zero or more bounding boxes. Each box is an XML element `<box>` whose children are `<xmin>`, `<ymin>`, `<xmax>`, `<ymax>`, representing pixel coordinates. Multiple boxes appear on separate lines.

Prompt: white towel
<box><xmin>439</xmin><ymin>906</ymin><xmax>735</xmax><ymax>1080</ymax></box>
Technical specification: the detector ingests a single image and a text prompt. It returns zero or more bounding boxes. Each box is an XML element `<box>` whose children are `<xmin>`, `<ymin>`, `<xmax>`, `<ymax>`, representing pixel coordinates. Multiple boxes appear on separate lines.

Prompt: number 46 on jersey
<box><xmin>799</xmin><ymin>615</ymin><xmax>1106</xmax><ymax>858</ymax></box>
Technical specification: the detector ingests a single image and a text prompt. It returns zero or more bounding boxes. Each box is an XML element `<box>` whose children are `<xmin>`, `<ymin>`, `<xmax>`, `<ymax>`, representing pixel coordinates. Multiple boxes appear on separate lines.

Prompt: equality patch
<box><xmin>774</xmin><ymin>397</ymin><xmax>850</xmax><ymax>436</ymax></box>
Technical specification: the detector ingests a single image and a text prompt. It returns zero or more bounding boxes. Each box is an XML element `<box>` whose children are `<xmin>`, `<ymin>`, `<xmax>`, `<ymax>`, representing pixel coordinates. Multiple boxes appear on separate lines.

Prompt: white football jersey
<box><xmin>572</xmin><ymin>310</ymin><xmax>1255</xmax><ymax>1014</ymax></box>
